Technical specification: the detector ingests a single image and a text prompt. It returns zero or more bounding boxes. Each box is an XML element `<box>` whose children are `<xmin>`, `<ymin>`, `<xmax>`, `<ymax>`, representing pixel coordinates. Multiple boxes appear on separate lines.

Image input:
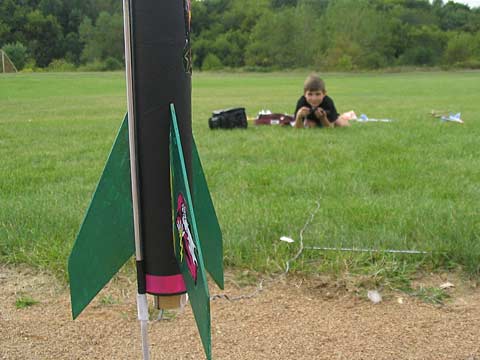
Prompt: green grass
<box><xmin>15</xmin><ymin>295</ymin><xmax>39</xmax><ymax>309</ymax></box>
<box><xmin>1</xmin><ymin>71</ymin><xmax>479</xmax><ymax>283</ymax></box>
<box><xmin>408</xmin><ymin>286</ymin><xmax>451</xmax><ymax>305</ymax></box>
<box><xmin>99</xmin><ymin>294</ymin><xmax>118</xmax><ymax>306</ymax></box>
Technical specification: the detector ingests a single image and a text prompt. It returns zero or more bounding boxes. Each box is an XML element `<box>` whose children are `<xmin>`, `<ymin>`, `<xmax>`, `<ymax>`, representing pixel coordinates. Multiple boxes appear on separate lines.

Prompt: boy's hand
<box><xmin>315</xmin><ymin>107</ymin><xmax>332</xmax><ymax>128</ymax></box>
<box><xmin>294</xmin><ymin>107</ymin><xmax>311</xmax><ymax>128</ymax></box>
<box><xmin>314</xmin><ymin>107</ymin><xmax>327</xmax><ymax>119</ymax></box>
<box><xmin>298</xmin><ymin>107</ymin><xmax>310</xmax><ymax>117</ymax></box>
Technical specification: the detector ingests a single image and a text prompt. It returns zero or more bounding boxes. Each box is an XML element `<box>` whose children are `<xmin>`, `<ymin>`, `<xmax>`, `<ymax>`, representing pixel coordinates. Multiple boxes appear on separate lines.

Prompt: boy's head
<box><xmin>303</xmin><ymin>74</ymin><xmax>326</xmax><ymax>107</ymax></box>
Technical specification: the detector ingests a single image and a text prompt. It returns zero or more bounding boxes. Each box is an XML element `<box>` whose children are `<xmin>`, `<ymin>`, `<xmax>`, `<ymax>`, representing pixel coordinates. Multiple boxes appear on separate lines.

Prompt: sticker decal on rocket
<box><xmin>176</xmin><ymin>193</ymin><xmax>198</xmax><ymax>284</ymax></box>
<box><xmin>183</xmin><ymin>0</ymin><xmax>192</xmax><ymax>74</ymax></box>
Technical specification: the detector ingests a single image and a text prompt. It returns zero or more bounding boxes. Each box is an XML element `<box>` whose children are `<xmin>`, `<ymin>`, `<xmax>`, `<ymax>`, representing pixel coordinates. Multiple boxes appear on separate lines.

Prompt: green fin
<box><xmin>170</xmin><ymin>104</ymin><xmax>212</xmax><ymax>360</ymax></box>
<box><xmin>68</xmin><ymin>115</ymin><xmax>135</xmax><ymax>319</ymax></box>
<box><xmin>192</xmin><ymin>138</ymin><xmax>224</xmax><ymax>289</ymax></box>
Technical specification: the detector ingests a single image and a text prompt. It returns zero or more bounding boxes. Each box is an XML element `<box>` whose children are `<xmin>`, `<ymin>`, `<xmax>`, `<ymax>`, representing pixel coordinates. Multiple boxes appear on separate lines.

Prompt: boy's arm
<box><xmin>315</xmin><ymin>108</ymin><xmax>333</xmax><ymax>128</ymax></box>
<box><xmin>294</xmin><ymin>112</ymin><xmax>304</xmax><ymax>128</ymax></box>
<box><xmin>294</xmin><ymin>107</ymin><xmax>309</xmax><ymax>128</ymax></box>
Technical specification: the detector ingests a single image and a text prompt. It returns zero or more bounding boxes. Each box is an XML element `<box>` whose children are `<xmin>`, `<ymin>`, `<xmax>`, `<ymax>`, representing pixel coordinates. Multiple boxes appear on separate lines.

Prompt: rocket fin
<box><xmin>170</xmin><ymin>104</ymin><xmax>212</xmax><ymax>360</ymax></box>
<box><xmin>192</xmin><ymin>137</ymin><xmax>224</xmax><ymax>289</ymax></box>
<box><xmin>68</xmin><ymin>115</ymin><xmax>135</xmax><ymax>319</ymax></box>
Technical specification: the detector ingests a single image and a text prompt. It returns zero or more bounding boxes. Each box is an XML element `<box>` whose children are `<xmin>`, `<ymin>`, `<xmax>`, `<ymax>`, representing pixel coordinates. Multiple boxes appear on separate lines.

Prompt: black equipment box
<box><xmin>208</xmin><ymin>108</ymin><xmax>248</xmax><ymax>129</ymax></box>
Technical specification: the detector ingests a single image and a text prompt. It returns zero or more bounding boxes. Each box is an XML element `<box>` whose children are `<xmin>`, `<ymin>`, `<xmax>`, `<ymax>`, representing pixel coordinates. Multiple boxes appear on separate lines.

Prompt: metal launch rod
<box><xmin>122</xmin><ymin>0</ymin><xmax>150</xmax><ymax>359</ymax></box>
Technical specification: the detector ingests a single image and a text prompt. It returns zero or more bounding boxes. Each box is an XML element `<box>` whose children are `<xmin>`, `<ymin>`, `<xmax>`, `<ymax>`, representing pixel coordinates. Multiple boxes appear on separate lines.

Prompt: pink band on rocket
<box><xmin>146</xmin><ymin>274</ymin><xmax>187</xmax><ymax>295</ymax></box>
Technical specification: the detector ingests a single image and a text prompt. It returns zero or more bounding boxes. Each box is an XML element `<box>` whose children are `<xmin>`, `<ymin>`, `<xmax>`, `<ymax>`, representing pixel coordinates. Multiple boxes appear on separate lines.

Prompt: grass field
<box><xmin>1</xmin><ymin>71</ymin><xmax>479</xmax><ymax>283</ymax></box>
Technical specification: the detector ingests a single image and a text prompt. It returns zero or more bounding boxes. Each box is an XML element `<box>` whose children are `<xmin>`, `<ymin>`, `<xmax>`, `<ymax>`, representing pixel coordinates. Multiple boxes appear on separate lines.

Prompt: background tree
<box><xmin>79</xmin><ymin>12</ymin><xmax>124</xmax><ymax>64</ymax></box>
<box><xmin>399</xmin><ymin>25</ymin><xmax>447</xmax><ymax>66</ymax></box>
<box><xmin>24</xmin><ymin>10</ymin><xmax>63</xmax><ymax>67</ymax></box>
<box><xmin>0</xmin><ymin>0</ymin><xmax>479</xmax><ymax>70</ymax></box>
<box><xmin>2</xmin><ymin>42</ymin><xmax>28</xmax><ymax>70</ymax></box>
<box><xmin>443</xmin><ymin>31</ymin><xmax>476</xmax><ymax>65</ymax></box>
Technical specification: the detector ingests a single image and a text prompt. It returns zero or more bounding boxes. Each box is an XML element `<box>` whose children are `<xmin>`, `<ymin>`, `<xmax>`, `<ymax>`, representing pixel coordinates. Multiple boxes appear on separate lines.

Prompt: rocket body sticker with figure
<box><xmin>176</xmin><ymin>193</ymin><xmax>198</xmax><ymax>284</ymax></box>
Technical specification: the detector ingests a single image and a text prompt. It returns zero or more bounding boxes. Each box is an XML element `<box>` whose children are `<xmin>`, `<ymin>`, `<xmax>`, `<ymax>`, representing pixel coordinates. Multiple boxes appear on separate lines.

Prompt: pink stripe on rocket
<box><xmin>146</xmin><ymin>274</ymin><xmax>186</xmax><ymax>295</ymax></box>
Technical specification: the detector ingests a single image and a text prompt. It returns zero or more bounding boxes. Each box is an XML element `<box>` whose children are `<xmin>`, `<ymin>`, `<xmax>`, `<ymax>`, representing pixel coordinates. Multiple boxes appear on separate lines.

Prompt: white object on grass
<box><xmin>356</xmin><ymin>114</ymin><xmax>393</xmax><ymax>123</ymax></box>
<box><xmin>367</xmin><ymin>290</ymin><xmax>382</xmax><ymax>304</ymax></box>
<box><xmin>441</xmin><ymin>112</ymin><xmax>464</xmax><ymax>124</ymax></box>
<box><xmin>280</xmin><ymin>236</ymin><xmax>295</xmax><ymax>243</ymax></box>
<box><xmin>440</xmin><ymin>282</ymin><xmax>455</xmax><ymax>290</ymax></box>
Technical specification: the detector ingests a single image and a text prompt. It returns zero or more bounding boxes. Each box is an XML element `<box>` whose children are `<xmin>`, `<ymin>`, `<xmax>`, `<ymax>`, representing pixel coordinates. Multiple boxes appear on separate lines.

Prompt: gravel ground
<box><xmin>1</xmin><ymin>265</ymin><xmax>479</xmax><ymax>360</ymax></box>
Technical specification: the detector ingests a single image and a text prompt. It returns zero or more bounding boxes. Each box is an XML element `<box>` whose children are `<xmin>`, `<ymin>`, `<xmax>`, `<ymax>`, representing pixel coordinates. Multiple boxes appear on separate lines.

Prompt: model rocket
<box><xmin>68</xmin><ymin>1</ymin><xmax>223</xmax><ymax>359</ymax></box>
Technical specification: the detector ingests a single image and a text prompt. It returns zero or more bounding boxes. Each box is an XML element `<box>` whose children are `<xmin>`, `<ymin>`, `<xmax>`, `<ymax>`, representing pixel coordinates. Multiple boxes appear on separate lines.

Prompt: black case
<box><xmin>209</xmin><ymin>108</ymin><xmax>248</xmax><ymax>129</ymax></box>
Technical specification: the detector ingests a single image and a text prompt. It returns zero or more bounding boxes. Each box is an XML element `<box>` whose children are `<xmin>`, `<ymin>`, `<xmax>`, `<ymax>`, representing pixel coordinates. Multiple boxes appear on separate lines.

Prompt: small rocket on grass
<box><xmin>68</xmin><ymin>1</ymin><xmax>223</xmax><ymax>359</ymax></box>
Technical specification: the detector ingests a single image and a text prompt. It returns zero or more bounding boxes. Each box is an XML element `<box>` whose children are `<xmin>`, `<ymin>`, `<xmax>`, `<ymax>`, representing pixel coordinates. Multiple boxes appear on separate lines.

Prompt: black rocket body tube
<box><xmin>130</xmin><ymin>0</ymin><xmax>192</xmax><ymax>295</ymax></box>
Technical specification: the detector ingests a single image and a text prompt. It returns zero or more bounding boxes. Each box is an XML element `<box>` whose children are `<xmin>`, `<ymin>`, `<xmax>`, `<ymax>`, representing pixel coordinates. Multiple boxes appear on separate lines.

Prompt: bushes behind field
<box><xmin>1</xmin><ymin>0</ymin><xmax>480</xmax><ymax>72</ymax></box>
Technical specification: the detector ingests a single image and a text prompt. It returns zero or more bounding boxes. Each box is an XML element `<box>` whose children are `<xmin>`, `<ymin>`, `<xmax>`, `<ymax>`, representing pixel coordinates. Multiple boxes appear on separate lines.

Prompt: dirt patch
<box><xmin>1</xmin><ymin>265</ymin><xmax>479</xmax><ymax>360</ymax></box>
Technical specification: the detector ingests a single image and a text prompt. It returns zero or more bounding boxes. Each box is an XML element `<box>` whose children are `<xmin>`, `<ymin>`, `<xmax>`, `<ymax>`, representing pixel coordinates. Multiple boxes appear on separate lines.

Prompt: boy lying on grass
<box><xmin>294</xmin><ymin>74</ymin><xmax>351</xmax><ymax>128</ymax></box>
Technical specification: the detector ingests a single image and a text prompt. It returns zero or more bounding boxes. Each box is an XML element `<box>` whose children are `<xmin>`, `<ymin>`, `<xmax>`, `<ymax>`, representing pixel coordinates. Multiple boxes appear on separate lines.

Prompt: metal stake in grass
<box><xmin>305</xmin><ymin>247</ymin><xmax>428</xmax><ymax>255</ymax></box>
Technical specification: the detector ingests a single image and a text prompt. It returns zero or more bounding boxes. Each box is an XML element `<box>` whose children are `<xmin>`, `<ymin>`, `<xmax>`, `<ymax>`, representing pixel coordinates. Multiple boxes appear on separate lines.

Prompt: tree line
<box><xmin>1</xmin><ymin>0</ymin><xmax>480</xmax><ymax>72</ymax></box>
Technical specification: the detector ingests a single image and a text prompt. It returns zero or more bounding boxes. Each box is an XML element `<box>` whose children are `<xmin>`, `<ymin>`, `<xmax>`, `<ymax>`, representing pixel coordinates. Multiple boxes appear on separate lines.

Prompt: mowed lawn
<box><xmin>0</xmin><ymin>71</ymin><xmax>479</xmax><ymax>280</ymax></box>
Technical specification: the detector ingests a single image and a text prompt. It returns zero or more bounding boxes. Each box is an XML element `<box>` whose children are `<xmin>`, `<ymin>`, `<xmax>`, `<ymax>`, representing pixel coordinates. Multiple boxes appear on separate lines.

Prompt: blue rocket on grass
<box><xmin>68</xmin><ymin>1</ymin><xmax>224</xmax><ymax>359</ymax></box>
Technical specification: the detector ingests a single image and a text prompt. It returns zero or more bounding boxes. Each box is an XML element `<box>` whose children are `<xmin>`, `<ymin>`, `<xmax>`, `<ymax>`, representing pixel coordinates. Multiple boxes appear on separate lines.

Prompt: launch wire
<box><xmin>210</xmin><ymin>201</ymin><xmax>321</xmax><ymax>302</ymax></box>
<box><xmin>210</xmin><ymin>200</ymin><xmax>428</xmax><ymax>303</ymax></box>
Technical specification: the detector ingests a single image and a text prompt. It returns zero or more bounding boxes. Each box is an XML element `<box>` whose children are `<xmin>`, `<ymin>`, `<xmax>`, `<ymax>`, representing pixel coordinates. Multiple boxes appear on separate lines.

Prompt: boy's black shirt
<box><xmin>294</xmin><ymin>95</ymin><xmax>339</xmax><ymax>126</ymax></box>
